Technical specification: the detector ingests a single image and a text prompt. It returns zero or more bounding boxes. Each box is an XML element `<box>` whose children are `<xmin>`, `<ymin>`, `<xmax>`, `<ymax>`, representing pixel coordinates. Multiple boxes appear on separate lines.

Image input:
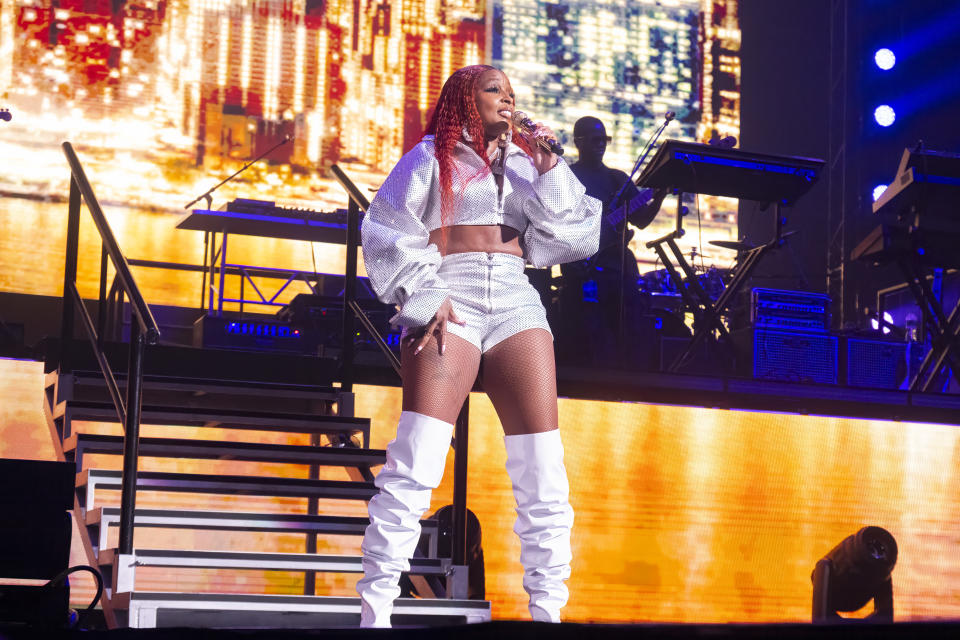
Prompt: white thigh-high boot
<box><xmin>504</xmin><ymin>429</ymin><xmax>574</xmax><ymax>623</ymax></box>
<box><xmin>357</xmin><ymin>411</ymin><xmax>453</xmax><ymax>628</ymax></box>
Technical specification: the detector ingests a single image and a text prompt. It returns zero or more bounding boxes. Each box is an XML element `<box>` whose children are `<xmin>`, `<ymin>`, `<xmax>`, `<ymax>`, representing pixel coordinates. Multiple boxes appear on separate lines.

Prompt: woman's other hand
<box><xmin>407</xmin><ymin>297</ymin><xmax>466</xmax><ymax>356</ymax></box>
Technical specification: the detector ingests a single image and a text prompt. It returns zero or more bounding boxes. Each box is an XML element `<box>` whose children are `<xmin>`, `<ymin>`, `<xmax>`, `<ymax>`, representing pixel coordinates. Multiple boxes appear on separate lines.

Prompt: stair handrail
<box><xmin>347</xmin><ymin>299</ymin><xmax>401</xmax><ymax>377</ymax></box>
<box><xmin>329</xmin><ymin>163</ymin><xmax>472</xmax><ymax>592</ymax></box>
<box><xmin>328</xmin><ymin>164</ymin><xmax>402</xmax><ymax>382</ymax></box>
<box><xmin>60</xmin><ymin>141</ymin><xmax>158</xmax><ymax>556</ymax></box>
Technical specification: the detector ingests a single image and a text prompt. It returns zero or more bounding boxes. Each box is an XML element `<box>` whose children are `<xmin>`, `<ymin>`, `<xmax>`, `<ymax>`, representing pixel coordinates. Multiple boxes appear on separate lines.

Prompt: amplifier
<box><xmin>751</xmin><ymin>288</ymin><xmax>830</xmax><ymax>334</ymax></box>
<box><xmin>753</xmin><ymin>329</ymin><xmax>837</xmax><ymax>384</ymax></box>
<box><xmin>277</xmin><ymin>294</ymin><xmax>401</xmax><ymax>351</ymax></box>
<box><xmin>193</xmin><ymin>315</ymin><xmax>318</xmax><ymax>354</ymax></box>
<box><xmin>844</xmin><ymin>337</ymin><xmax>908</xmax><ymax>389</ymax></box>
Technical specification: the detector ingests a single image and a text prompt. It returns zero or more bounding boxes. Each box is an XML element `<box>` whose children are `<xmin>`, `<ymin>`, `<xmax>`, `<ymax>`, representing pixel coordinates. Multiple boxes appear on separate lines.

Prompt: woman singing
<box><xmin>356</xmin><ymin>65</ymin><xmax>601</xmax><ymax>627</ymax></box>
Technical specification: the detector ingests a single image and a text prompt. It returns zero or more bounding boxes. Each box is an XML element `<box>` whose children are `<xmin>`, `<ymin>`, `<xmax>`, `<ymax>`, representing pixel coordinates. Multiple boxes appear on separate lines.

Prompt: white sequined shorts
<box><xmin>402</xmin><ymin>252</ymin><xmax>552</xmax><ymax>353</ymax></box>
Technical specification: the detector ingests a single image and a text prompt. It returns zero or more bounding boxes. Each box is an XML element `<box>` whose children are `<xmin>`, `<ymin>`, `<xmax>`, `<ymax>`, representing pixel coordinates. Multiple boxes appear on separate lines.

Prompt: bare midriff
<box><xmin>428</xmin><ymin>224</ymin><xmax>523</xmax><ymax>258</ymax></box>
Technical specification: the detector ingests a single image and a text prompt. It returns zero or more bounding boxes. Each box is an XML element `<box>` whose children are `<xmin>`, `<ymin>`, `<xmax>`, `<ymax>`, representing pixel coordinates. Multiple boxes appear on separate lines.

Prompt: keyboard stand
<box><xmin>862</xmin><ymin>225</ymin><xmax>960</xmax><ymax>391</ymax></box>
<box><xmin>634</xmin><ymin>139</ymin><xmax>823</xmax><ymax>374</ymax></box>
<box><xmin>897</xmin><ymin>257</ymin><xmax>960</xmax><ymax>391</ymax></box>
<box><xmin>647</xmin><ymin>195</ymin><xmax>787</xmax><ymax>373</ymax></box>
<box><xmin>178</xmin><ymin>208</ymin><xmax>352</xmax><ymax>317</ymax></box>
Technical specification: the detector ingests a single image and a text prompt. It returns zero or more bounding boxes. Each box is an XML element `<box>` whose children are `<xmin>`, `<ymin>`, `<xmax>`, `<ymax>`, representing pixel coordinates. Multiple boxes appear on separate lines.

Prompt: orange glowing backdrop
<box><xmin>2</xmin><ymin>359</ymin><xmax>959</xmax><ymax>622</ymax></box>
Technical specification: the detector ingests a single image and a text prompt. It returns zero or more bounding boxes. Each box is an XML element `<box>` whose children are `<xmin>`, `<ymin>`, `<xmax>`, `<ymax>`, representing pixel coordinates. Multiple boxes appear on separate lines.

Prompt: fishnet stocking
<box><xmin>401</xmin><ymin>332</ymin><xmax>481</xmax><ymax>424</ymax></box>
<box><xmin>481</xmin><ymin>328</ymin><xmax>558</xmax><ymax>435</ymax></box>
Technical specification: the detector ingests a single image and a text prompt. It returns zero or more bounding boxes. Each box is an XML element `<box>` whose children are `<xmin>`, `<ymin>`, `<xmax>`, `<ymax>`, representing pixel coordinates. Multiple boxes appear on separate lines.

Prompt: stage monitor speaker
<box><xmin>844</xmin><ymin>338</ymin><xmax>908</xmax><ymax>389</ymax></box>
<box><xmin>753</xmin><ymin>329</ymin><xmax>838</xmax><ymax>384</ymax></box>
<box><xmin>0</xmin><ymin>459</ymin><xmax>74</xmax><ymax>627</ymax></box>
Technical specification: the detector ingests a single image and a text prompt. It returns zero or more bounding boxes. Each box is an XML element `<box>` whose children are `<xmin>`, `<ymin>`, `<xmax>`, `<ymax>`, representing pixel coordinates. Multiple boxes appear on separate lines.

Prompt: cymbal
<box><xmin>709</xmin><ymin>239</ymin><xmax>755</xmax><ymax>251</ymax></box>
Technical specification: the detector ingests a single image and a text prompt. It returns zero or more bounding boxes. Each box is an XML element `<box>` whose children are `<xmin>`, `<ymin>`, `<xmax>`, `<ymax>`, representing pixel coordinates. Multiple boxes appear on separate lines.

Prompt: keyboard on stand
<box><xmin>222</xmin><ymin>199</ymin><xmax>353</xmax><ymax>226</ymax></box>
<box><xmin>178</xmin><ymin>199</ymin><xmax>358</xmax><ymax>244</ymax></box>
<box><xmin>853</xmin><ymin>145</ymin><xmax>960</xmax><ymax>392</ymax></box>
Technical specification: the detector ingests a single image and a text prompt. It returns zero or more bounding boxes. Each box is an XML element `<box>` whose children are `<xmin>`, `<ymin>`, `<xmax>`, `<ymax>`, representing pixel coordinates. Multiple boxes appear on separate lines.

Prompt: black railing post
<box><xmin>118</xmin><ymin>330</ymin><xmax>145</xmax><ymax>554</ymax></box>
<box><xmin>341</xmin><ymin>198</ymin><xmax>360</xmax><ymax>393</ymax></box>
<box><xmin>116</xmin><ymin>289</ymin><xmax>126</xmax><ymax>343</ymax></box>
<box><xmin>60</xmin><ymin>176</ymin><xmax>82</xmax><ymax>373</ymax></box>
<box><xmin>451</xmin><ymin>397</ymin><xmax>469</xmax><ymax>568</ymax></box>
<box><xmin>97</xmin><ymin>244</ymin><xmax>109</xmax><ymax>350</ymax></box>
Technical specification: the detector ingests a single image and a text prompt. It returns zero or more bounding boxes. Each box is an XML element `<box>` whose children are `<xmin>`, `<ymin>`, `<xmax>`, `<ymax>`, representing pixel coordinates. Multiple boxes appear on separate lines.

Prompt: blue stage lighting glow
<box><xmin>874</xmin><ymin>48</ymin><xmax>896</xmax><ymax>70</ymax></box>
<box><xmin>874</xmin><ymin>105</ymin><xmax>896</xmax><ymax>126</ymax></box>
<box><xmin>873</xmin><ymin>184</ymin><xmax>888</xmax><ymax>201</ymax></box>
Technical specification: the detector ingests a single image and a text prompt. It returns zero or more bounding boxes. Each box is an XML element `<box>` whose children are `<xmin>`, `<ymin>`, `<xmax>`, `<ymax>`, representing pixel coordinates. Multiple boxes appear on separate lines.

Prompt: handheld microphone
<box><xmin>511</xmin><ymin>110</ymin><xmax>564</xmax><ymax>156</ymax></box>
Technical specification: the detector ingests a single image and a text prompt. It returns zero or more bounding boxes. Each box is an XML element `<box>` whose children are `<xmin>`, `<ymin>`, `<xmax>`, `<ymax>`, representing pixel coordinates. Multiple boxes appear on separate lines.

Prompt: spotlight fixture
<box><xmin>398</xmin><ymin>505</ymin><xmax>485</xmax><ymax>600</ymax></box>
<box><xmin>874</xmin><ymin>105</ymin><xmax>896</xmax><ymax>127</ymax></box>
<box><xmin>811</xmin><ymin>526</ymin><xmax>898</xmax><ymax>622</ymax></box>
<box><xmin>874</xmin><ymin>48</ymin><xmax>896</xmax><ymax>70</ymax></box>
<box><xmin>872</xmin><ymin>184</ymin><xmax>888</xmax><ymax>201</ymax></box>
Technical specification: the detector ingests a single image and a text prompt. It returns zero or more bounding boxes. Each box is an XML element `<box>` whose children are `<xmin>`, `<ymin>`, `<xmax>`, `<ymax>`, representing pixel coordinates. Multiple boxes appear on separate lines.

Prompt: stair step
<box><xmin>86</xmin><ymin>508</ymin><xmax>366</xmax><ymax>551</ymax></box>
<box><xmin>86</xmin><ymin>508</ymin><xmax>438</xmax><ymax>556</ymax></box>
<box><xmin>51</xmin><ymin>371</ymin><xmax>341</xmax><ymax>418</ymax></box>
<box><xmin>64</xmin><ymin>433</ymin><xmax>385</xmax><ymax>478</ymax></box>
<box><xmin>42</xmin><ymin>339</ymin><xmax>340</xmax><ymax>390</ymax></box>
<box><xmin>77</xmin><ymin>469</ymin><xmax>376</xmax><ymax>510</ymax></box>
<box><xmin>65</xmin><ymin>370</ymin><xmax>340</xmax><ymax>401</ymax></box>
<box><xmin>56</xmin><ymin>400</ymin><xmax>369</xmax><ymax>444</ymax></box>
<box><xmin>99</xmin><ymin>549</ymin><xmax>448</xmax><ymax>589</ymax></box>
<box><xmin>113</xmin><ymin>591</ymin><xmax>491</xmax><ymax>628</ymax></box>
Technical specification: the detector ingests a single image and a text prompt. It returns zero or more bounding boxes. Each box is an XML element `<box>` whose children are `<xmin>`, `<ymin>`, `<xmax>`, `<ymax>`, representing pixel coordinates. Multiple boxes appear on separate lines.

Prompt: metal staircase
<box><xmin>42</xmin><ymin>143</ymin><xmax>490</xmax><ymax>629</ymax></box>
<box><xmin>43</xmin><ymin>356</ymin><xmax>486</xmax><ymax>628</ymax></box>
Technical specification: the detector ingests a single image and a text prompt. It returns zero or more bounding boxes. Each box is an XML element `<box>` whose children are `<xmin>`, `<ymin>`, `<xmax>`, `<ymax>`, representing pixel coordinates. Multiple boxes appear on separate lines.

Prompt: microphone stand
<box><xmin>183</xmin><ymin>134</ymin><xmax>292</xmax><ymax>313</ymax></box>
<box><xmin>610</xmin><ymin>112</ymin><xmax>674</xmax><ymax>365</ymax></box>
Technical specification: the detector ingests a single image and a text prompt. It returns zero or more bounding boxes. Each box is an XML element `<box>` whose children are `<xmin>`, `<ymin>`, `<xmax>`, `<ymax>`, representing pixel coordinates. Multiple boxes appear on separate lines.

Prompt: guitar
<box><xmin>595</xmin><ymin>186</ymin><xmax>666</xmax><ymax>254</ymax></box>
<box><xmin>560</xmin><ymin>186</ymin><xmax>667</xmax><ymax>287</ymax></box>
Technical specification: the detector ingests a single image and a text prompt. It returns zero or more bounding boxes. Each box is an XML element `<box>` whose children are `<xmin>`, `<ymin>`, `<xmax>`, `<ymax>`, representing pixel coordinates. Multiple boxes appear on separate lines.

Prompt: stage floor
<box><xmin>3</xmin><ymin>620</ymin><xmax>960</xmax><ymax>639</ymax></box>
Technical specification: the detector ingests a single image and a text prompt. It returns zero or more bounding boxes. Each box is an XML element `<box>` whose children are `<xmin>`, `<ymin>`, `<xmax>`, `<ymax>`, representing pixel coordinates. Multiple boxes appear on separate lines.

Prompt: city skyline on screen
<box><xmin>0</xmin><ymin>0</ymin><xmax>740</xmax><ymax>247</ymax></box>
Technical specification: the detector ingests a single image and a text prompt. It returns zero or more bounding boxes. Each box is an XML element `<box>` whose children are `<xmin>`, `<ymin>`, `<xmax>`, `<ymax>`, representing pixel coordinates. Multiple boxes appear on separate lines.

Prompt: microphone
<box><xmin>511</xmin><ymin>110</ymin><xmax>564</xmax><ymax>156</ymax></box>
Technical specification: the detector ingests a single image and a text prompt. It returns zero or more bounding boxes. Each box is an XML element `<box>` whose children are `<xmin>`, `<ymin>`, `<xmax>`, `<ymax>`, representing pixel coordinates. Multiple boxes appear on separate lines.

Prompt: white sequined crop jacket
<box><xmin>361</xmin><ymin>135</ymin><xmax>601</xmax><ymax>329</ymax></box>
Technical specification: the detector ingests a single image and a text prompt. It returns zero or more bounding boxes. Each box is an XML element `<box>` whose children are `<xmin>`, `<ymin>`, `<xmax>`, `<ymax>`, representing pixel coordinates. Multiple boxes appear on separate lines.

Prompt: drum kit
<box><xmin>638</xmin><ymin>239</ymin><xmax>751</xmax><ymax>311</ymax></box>
<box><xmin>554</xmin><ymin>235</ymin><xmax>761</xmax><ymax>369</ymax></box>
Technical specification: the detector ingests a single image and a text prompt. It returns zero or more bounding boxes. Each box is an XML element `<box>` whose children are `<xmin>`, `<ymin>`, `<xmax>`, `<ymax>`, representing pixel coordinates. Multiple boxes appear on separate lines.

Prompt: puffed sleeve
<box><xmin>361</xmin><ymin>142</ymin><xmax>450</xmax><ymax>329</ymax></box>
<box><xmin>521</xmin><ymin>158</ymin><xmax>602</xmax><ymax>268</ymax></box>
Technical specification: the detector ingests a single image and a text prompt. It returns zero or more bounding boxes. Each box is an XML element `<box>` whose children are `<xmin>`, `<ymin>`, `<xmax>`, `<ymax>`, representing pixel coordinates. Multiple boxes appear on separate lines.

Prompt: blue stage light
<box><xmin>874</xmin><ymin>48</ymin><xmax>896</xmax><ymax>70</ymax></box>
<box><xmin>873</xmin><ymin>184</ymin><xmax>888</xmax><ymax>201</ymax></box>
<box><xmin>874</xmin><ymin>105</ymin><xmax>896</xmax><ymax>127</ymax></box>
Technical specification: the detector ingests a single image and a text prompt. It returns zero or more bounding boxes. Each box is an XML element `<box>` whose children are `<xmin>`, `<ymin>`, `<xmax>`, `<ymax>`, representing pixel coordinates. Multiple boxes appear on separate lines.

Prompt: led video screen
<box><xmin>1</xmin><ymin>0</ymin><xmax>741</xmax><ymax>281</ymax></box>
